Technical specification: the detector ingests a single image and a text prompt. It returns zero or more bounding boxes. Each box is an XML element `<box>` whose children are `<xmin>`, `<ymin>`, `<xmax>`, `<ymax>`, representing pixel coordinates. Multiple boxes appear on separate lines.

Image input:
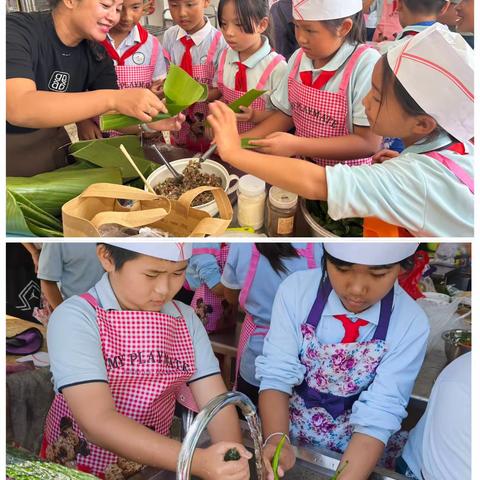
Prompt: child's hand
<box><xmin>207</xmin><ymin>101</ymin><xmax>242</xmax><ymax>163</ymax></box>
<box><xmin>194</xmin><ymin>442</ymin><xmax>252</xmax><ymax>480</ymax></box>
<box><xmin>372</xmin><ymin>149</ymin><xmax>400</xmax><ymax>163</ymax></box>
<box><xmin>151</xmin><ymin>79</ymin><xmax>165</xmax><ymax>97</ymax></box>
<box><xmin>76</xmin><ymin>118</ymin><xmax>103</xmax><ymax>140</ymax></box>
<box><xmin>235</xmin><ymin>106</ymin><xmax>255</xmax><ymax>123</ymax></box>
<box><xmin>263</xmin><ymin>441</ymin><xmax>296</xmax><ymax>480</ymax></box>
<box><xmin>148</xmin><ymin>113</ymin><xmax>186</xmax><ymax>132</ymax></box>
<box><xmin>249</xmin><ymin>132</ymin><xmax>298</xmax><ymax>157</ymax></box>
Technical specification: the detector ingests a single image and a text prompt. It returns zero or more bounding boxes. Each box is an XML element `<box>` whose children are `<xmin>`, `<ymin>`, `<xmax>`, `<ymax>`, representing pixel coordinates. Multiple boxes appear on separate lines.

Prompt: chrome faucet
<box><xmin>176</xmin><ymin>391</ymin><xmax>264</xmax><ymax>480</ymax></box>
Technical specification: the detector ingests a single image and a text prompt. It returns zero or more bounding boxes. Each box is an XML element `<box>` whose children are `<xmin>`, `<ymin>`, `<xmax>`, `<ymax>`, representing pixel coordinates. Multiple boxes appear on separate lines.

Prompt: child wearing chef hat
<box><xmin>208</xmin><ymin>23</ymin><xmax>474</xmax><ymax>237</ymax></box>
<box><xmin>42</xmin><ymin>243</ymin><xmax>251</xmax><ymax>480</ymax></box>
<box><xmin>256</xmin><ymin>242</ymin><xmax>429</xmax><ymax>480</ymax></box>
<box><xmin>242</xmin><ymin>0</ymin><xmax>382</xmax><ymax>167</ymax></box>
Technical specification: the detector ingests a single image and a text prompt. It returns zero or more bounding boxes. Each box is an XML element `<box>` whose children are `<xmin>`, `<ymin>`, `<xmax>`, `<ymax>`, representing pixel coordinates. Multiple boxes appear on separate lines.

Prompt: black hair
<box><xmin>98</xmin><ymin>244</ymin><xmax>141</xmax><ymax>270</ymax></box>
<box><xmin>322</xmin><ymin>10</ymin><xmax>366</xmax><ymax>45</ymax></box>
<box><xmin>320</xmin><ymin>246</ymin><xmax>416</xmax><ymax>285</ymax></box>
<box><xmin>218</xmin><ymin>0</ymin><xmax>271</xmax><ymax>36</ymax></box>
<box><xmin>403</xmin><ymin>0</ymin><xmax>446</xmax><ymax>15</ymax></box>
<box><xmin>255</xmin><ymin>243</ymin><xmax>299</xmax><ymax>274</ymax></box>
<box><xmin>377</xmin><ymin>55</ymin><xmax>454</xmax><ymax>141</ymax></box>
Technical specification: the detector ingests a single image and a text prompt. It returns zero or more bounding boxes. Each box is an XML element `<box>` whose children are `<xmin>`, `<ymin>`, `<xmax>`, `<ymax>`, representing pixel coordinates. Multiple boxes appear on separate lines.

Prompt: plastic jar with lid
<box><xmin>266</xmin><ymin>186</ymin><xmax>298</xmax><ymax>237</ymax></box>
<box><xmin>237</xmin><ymin>175</ymin><xmax>266</xmax><ymax>231</ymax></box>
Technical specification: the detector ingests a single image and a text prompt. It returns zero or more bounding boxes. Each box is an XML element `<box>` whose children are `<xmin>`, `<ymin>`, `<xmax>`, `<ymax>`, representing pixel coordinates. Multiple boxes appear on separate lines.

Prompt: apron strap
<box><xmin>217</xmin><ymin>48</ymin><xmax>228</xmax><ymax>88</ymax></box>
<box><xmin>206</xmin><ymin>30</ymin><xmax>223</xmax><ymax>65</ymax></box>
<box><xmin>426</xmin><ymin>151</ymin><xmax>474</xmax><ymax>194</ymax></box>
<box><xmin>305</xmin><ymin>277</ymin><xmax>332</xmax><ymax>329</ymax></box>
<box><xmin>256</xmin><ymin>53</ymin><xmax>285</xmax><ymax>90</ymax></box>
<box><xmin>373</xmin><ymin>286</ymin><xmax>394</xmax><ymax>341</ymax></box>
<box><xmin>150</xmin><ymin>36</ymin><xmax>160</xmax><ymax>67</ymax></box>
<box><xmin>192</xmin><ymin>247</ymin><xmax>221</xmax><ymax>256</ymax></box>
<box><xmin>163</xmin><ymin>46</ymin><xmax>172</xmax><ymax>64</ymax></box>
<box><xmin>79</xmin><ymin>293</ymin><xmax>99</xmax><ymax>309</ymax></box>
<box><xmin>238</xmin><ymin>244</ymin><xmax>260</xmax><ymax>309</ymax></box>
<box><xmin>290</xmin><ymin>49</ymin><xmax>304</xmax><ymax>80</ymax></box>
<box><xmin>295</xmin><ymin>243</ymin><xmax>317</xmax><ymax>269</ymax></box>
<box><xmin>338</xmin><ymin>44</ymin><xmax>370</xmax><ymax>94</ymax></box>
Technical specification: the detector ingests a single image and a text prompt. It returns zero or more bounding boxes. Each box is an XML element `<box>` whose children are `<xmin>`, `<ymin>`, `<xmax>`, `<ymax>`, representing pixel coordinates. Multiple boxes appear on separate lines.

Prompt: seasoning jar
<box><xmin>266</xmin><ymin>186</ymin><xmax>298</xmax><ymax>237</ymax></box>
<box><xmin>237</xmin><ymin>175</ymin><xmax>266</xmax><ymax>231</ymax></box>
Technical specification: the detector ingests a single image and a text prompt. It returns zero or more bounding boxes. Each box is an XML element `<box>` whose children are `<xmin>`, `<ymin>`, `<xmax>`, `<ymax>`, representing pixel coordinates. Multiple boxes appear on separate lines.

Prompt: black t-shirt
<box><xmin>6</xmin><ymin>11</ymin><xmax>118</xmax><ymax>134</ymax></box>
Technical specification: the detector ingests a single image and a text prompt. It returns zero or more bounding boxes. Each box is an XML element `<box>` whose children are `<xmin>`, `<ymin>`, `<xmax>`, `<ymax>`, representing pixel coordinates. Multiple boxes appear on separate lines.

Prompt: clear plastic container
<box><xmin>237</xmin><ymin>175</ymin><xmax>266</xmax><ymax>231</ymax></box>
<box><xmin>266</xmin><ymin>186</ymin><xmax>298</xmax><ymax>237</ymax></box>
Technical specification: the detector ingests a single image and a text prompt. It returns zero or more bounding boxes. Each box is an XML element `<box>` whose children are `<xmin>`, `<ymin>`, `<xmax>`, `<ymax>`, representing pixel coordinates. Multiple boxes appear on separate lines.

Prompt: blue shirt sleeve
<box><xmin>351</xmin><ymin>303</ymin><xmax>429</xmax><ymax>445</ymax></box>
<box><xmin>37</xmin><ymin>243</ymin><xmax>63</xmax><ymax>282</ymax></box>
<box><xmin>186</xmin><ymin>243</ymin><xmax>222</xmax><ymax>290</ymax></box>
<box><xmin>221</xmin><ymin>244</ymin><xmax>242</xmax><ymax>289</ymax></box>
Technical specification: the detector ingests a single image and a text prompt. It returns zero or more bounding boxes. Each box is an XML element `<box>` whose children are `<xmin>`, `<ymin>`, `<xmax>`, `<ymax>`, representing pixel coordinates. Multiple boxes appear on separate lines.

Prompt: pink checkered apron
<box><xmin>217</xmin><ymin>49</ymin><xmax>285</xmax><ymax>133</ymax></box>
<box><xmin>172</xmin><ymin>31</ymin><xmax>223</xmax><ymax>153</ymax></box>
<box><xmin>288</xmin><ymin>45</ymin><xmax>372</xmax><ymax>167</ymax></box>
<box><xmin>373</xmin><ymin>1</ymin><xmax>402</xmax><ymax>42</ymax></box>
<box><xmin>190</xmin><ymin>244</ymin><xmax>236</xmax><ymax>333</ymax></box>
<box><xmin>42</xmin><ymin>293</ymin><xmax>195</xmax><ymax>478</ymax></box>
<box><xmin>234</xmin><ymin>244</ymin><xmax>318</xmax><ymax>388</ymax></box>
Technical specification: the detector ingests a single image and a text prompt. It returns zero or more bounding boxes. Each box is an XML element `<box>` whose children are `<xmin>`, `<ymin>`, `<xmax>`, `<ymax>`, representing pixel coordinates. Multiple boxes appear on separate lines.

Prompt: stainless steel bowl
<box><xmin>442</xmin><ymin>329</ymin><xmax>472</xmax><ymax>364</ymax></box>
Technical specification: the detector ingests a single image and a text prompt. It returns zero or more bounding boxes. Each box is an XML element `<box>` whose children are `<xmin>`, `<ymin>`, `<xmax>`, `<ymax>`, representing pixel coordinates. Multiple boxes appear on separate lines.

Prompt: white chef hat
<box><xmin>107</xmin><ymin>243</ymin><xmax>192</xmax><ymax>261</ymax></box>
<box><xmin>292</xmin><ymin>0</ymin><xmax>362</xmax><ymax>21</ymax></box>
<box><xmin>387</xmin><ymin>23</ymin><xmax>474</xmax><ymax>142</ymax></box>
<box><xmin>324</xmin><ymin>243</ymin><xmax>419</xmax><ymax>265</ymax></box>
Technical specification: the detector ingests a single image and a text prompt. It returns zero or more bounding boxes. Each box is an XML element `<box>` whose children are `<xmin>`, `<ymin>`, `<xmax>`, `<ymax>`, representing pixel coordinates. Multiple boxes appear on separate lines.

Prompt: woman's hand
<box><xmin>249</xmin><ymin>132</ymin><xmax>299</xmax><ymax>157</ymax></box>
<box><xmin>147</xmin><ymin>113</ymin><xmax>186</xmax><ymax>132</ymax></box>
<box><xmin>372</xmin><ymin>149</ymin><xmax>400</xmax><ymax>163</ymax></box>
<box><xmin>76</xmin><ymin>118</ymin><xmax>103</xmax><ymax>140</ymax></box>
<box><xmin>112</xmin><ymin>88</ymin><xmax>168</xmax><ymax>123</ymax></box>
<box><xmin>262</xmin><ymin>440</ymin><xmax>296</xmax><ymax>480</ymax></box>
<box><xmin>207</xmin><ymin>101</ymin><xmax>242</xmax><ymax>163</ymax></box>
<box><xmin>193</xmin><ymin>442</ymin><xmax>252</xmax><ymax>480</ymax></box>
<box><xmin>235</xmin><ymin>106</ymin><xmax>255</xmax><ymax>124</ymax></box>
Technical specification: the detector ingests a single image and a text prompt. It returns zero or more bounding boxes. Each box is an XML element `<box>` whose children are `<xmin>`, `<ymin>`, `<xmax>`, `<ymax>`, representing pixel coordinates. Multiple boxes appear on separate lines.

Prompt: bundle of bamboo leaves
<box><xmin>6</xmin><ymin>136</ymin><xmax>159</xmax><ymax>237</ymax></box>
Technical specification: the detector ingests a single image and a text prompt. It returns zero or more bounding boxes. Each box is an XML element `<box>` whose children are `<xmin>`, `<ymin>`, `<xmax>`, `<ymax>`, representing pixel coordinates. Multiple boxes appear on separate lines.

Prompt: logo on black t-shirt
<box><xmin>48</xmin><ymin>71</ymin><xmax>70</xmax><ymax>92</ymax></box>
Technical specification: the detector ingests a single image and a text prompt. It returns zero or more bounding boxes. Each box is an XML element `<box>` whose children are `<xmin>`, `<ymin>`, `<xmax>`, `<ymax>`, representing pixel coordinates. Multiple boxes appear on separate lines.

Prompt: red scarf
<box><xmin>101</xmin><ymin>24</ymin><xmax>149</xmax><ymax>66</ymax></box>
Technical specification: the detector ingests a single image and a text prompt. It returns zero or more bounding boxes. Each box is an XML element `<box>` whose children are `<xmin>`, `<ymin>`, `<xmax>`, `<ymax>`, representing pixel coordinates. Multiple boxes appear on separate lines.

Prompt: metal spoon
<box><xmin>150</xmin><ymin>144</ymin><xmax>184</xmax><ymax>183</ymax></box>
<box><xmin>195</xmin><ymin>143</ymin><xmax>218</xmax><ymax>163</ymax></box>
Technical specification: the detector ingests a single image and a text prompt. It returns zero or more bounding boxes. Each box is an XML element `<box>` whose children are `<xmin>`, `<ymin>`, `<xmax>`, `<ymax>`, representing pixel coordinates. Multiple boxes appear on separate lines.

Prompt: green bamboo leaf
<box><xmin>69</xmin><ymin>135</ymin><xmax>143</xmax><ymax>157</ymax></box>
<box><xmin>100</xmin><ymin>65</ymin><xmax>208</xmax><ymax>131</ymax></box>
<box><xmin>272</xmin><ymin>434</ymin><xmax>288</xmax><ymax>480</ymax></box>
<box><xmin>228</xmin><ymin>89</ymin><xmax>267</xmax><ymax>113</ymax></box>
<box><xmin>241</xmin><ymin>138</ymin><xmax>261</xmax><ymax>149</ymax></box>
<box><xmin>6</xmin><ymin>189</ymin><xmax>33</xmax><ymax>236</ymax></box>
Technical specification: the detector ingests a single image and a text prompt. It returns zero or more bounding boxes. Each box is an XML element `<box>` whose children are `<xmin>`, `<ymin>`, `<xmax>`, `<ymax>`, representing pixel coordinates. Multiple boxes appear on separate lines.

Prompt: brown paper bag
<box><xmin>62</xmin><ymin>183</ymin><xmax>233</xmax><ymax>237</ymax></box>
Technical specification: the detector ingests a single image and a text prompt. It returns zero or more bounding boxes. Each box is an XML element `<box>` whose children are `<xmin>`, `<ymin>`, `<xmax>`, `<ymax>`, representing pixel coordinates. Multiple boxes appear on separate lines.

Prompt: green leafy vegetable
<box><xmin>271</xmin><ymin>434</ymin><xmax>288</xmax><ymax>480</ymax></box>
<box><xmin>306</xmin><ymin>200</ymin><xmax>363</xmax><ymax>237</ymax></box>
<box><xmin>228</xmin><ymin>89</ymin><xmax>267</xmax><ymax>113</ymax></box>
<box><xmin>224</xmin><ymin>448</ymin><xmax>241</xmax><ymax>462</ymax></box>
<box><xmin>241</xmin><ymin>138</ymin><xmax>261</xmax><ymax>149</ymax></box>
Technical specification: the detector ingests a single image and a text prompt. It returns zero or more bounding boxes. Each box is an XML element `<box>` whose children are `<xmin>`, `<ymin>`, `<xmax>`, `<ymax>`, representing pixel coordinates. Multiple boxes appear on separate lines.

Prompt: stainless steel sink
<box><xmin>131</xmin><ymin>421</ymin><xmax>408</xmax><ymax>480</ymax></box>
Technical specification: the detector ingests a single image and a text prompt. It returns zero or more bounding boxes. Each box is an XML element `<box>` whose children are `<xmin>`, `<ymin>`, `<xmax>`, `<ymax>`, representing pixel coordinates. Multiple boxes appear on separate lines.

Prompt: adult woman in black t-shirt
<box><xmin>6</xmin><ymin>0</ymin><xmax>182</xmax><ymax>176</ymax></box>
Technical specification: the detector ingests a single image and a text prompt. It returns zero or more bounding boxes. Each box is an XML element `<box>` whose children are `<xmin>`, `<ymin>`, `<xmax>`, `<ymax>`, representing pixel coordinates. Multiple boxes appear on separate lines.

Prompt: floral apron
<box><xmin>363</xmin><ymin>144</ymin><xmax>474</xmax><ymax>237</ymax></box>
<box><xmin>373</xmin><ymin>0</ymin><xmax>402</xmax><ymax>42</ymax></box>
<box><xmin>234</xmin><ymin>244</ymin><xmax>318</xmax><ymax>388</ymax></box>
<box><xmin>190</xmin><ymin>244</ymin><xmax>236</xmax><ymax>333</ymax></box>
<box><xmin>217</xmin><ymin>49</ymin><xmax>285</xmax><ymax>133</ymax></box>
<box><xmin>41</xmin><ymin>293</ymin><xmax>195</xmax><ymax>478</ymax></box>
<box><xmin>290</xmin><ymin>277</ymin><xmax>405</xmax><ymax>467</ymax></box>
<box><xmin>169</xmin><ymin>31</ymin><xmax>223</xmax><ymax>153</ymax></box>
<box><xmin>288</xmin><ymin>45</ymin><xmax>372</xmax><ymax>167</ymax></box>
<box><xmin>101</xmin><ymin>26</ymin><xmax>160</xmax><ymax>138</ymax></box>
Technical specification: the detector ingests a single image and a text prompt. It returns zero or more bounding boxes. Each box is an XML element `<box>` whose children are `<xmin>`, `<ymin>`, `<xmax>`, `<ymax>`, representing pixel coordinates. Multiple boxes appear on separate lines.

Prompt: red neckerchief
<box><xmin>101</xmin><ymin>24</ymin><xmax>149</xmax><ymax>66</ymax></box>
<box><xmin>333</xmin><ymin>314</ymin><xmax>370</xmax><ymax>343</ymax></box>
<box><xmin>300</xmin><ymin>69</ymin><xmax>336</xmax><ymax>89</ymax></box>
<box><xmin>444</xmin><ymin>142</ymin><xmax>466</xmax><ymax>155</ymax></box>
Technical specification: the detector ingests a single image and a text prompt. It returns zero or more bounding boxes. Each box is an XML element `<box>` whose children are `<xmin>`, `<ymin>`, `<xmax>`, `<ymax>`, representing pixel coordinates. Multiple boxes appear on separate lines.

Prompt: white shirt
<box><xmin>403</xmin><ymin>352</ymin><xmax>471</xmax><ymax>480</ymax></box>
<box><xmin>212</xmin><ymin>36</ymin><xmax>288</xmax><ymax>110</ymax></box>
<box><xmin>105</xmin><ymin>25</ymin><xmax>166</xmax><ymax>80</ymax></box>
<box><xmin>270</xmin><ymin>42</ymin><xmax>380</xmax><ymax>130</ymax></box>
<box><xmin>326</xmin><ymin>133</ymin><xmax>474</xmax><ymax>237</ymax></box>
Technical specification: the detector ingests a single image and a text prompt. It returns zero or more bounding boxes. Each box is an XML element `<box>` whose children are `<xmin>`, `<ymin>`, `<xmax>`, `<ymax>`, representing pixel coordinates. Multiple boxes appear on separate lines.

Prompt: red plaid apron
<box><xmin>373</xmin><ymin>1</ymin><xmax>402</xmax><ymax>42</ymax></box>
<box><xmin>217</xmin><ymin>49</ymin><xmax>285</xmax><ymax>133</ymax></box>
<box><xmin>172</xmin><ymin>31</ymin><xmax>223</xmax><ymax>153</ymax></box>
<box><xmin>234</xmin><ymin>244</ymin><xmax>318</xmax><ymax>388</ymax></box>
<box><xmin>102</xmin><ymin>30</ymin><xmax>160</xmax><ymax>137</ymax></box>
<box><xmin>288</xmin><ymin>45</ymin><xmax>373</xmax><ymax>167</ymax></box>
<box><xmin>42</xmin><ymin>293</ymin><xmax>195</xmax><ymax>478</ymax></box>
<box><xmin>190</xmin><ymin>244</ymin><xmax>236</xmax><ymax>333</ymax></box>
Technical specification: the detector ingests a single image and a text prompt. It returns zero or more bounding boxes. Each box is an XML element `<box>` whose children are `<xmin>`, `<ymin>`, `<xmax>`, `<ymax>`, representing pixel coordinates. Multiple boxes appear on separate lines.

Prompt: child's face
<box><xmin>71</xmin><ymin>0</ymin><xmax>123</xmax><ymax>42</ymax></box>
<box><xmin>219</xmin><ymin>1</ymin><xmax>268</xmax><ymax>55</ymax></box>
<box><xmin>168</xmin><ymin>0</ymin><xmax>209</xmax><ymax>34</ymax></box>
<box><xmin>327</xmin><ymin>260</ymin><xmax>401</xmax><ymax>314</ymax></box>
<box><xmin>437</xmin><ymin>3</ymin><xmax>459</xmax><ymax>28</ymax></box>
<box><xmin>99</xmin><ymin>248</ymin><xmax>188</xmax><ymax>312</ymax></box>
<box><xmin>363</xmin><ymin>59</ymin><xmax>436</xmax><ymax>142</ymax></box>
<box><xmin>110</xmin><ymin>0</ymin><xmax>144</xmax><ymax>35</ymax></box>
<box><xmin>294</xmin><ymin>19</ymin><xmax>351</xmax><ymax>66</ymax></box>
<box><xmin>456</xmin><ymin>0</ymin><xmax>474</xmax><ymax>33</ymax></box>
